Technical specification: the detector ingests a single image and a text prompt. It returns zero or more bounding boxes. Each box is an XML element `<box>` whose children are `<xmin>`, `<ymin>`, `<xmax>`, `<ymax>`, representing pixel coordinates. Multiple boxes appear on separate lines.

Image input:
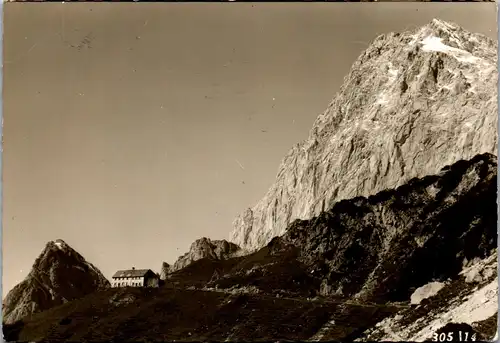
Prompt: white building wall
<box><xmin>111</xmin><ymin>276</ymin><xmax>145</xmax><ymax>288</ymax></box>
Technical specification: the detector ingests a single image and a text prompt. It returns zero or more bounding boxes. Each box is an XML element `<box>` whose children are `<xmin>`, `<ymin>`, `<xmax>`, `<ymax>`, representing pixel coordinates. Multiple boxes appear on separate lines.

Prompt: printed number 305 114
<box><xmin>433</xmin><ymin>332</ymin><xmax>476</xmax><ymax>341</ymax></box>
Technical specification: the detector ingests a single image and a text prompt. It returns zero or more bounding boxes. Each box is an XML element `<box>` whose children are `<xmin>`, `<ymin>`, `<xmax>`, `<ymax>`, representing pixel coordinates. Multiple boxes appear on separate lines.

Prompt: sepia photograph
<box><xmin>2</xmin><ymin>2</ymin><xmax>498</xmax><ymax>342</ymax></box>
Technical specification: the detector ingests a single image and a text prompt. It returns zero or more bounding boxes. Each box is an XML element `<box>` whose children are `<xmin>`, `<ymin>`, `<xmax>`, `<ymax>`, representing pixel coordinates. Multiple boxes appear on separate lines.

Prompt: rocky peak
<box><xmin>159</xmin><ymin>262</ymin><xmax>171</xmax><ymax>280</ymax></box>
<box><xmin>230</xmin><ymin>19</ymin><xmax>497</xmax><ymax>252</ymax></box>
<box><xmin>2</xmin><ymin>239</ymin><xmax>109</xmax><ymax>324</ymax></box>
<box><xmin>171</xmin><ymin>237</ymin><xmax>241</xmax><ymax>272</ymax></box>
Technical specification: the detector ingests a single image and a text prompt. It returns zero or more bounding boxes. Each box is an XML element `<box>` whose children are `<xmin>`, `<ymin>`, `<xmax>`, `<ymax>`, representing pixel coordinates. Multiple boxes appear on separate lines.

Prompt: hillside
<box><xmin>3</xmin><ymin>286</ymin><xmax>404</xmax><ymax>342</ymax></box>
<box><xmin>4</xmin><ymin>153</ymin><xmax>497</xmax><ymax>342</ymax></box>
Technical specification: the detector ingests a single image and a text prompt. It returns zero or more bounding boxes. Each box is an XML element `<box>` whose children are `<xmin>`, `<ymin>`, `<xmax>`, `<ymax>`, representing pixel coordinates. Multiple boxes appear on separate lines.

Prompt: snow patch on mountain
<box><xmin>421</xmin><ymin>36</ymin><xmax>481</xmax><ymax>64</ymax></box>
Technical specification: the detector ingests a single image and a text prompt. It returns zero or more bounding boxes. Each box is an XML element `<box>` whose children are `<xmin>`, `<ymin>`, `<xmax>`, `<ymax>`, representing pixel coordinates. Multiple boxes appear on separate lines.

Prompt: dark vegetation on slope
<box><xmin>165</xmin><ymin>255</ymin><xmax>246</xmax><ymax>289</ymax></box>
<box><xmin>207</xmin><ymin>245</ymin><xmax>322</xmax><ymax>297</ymax></box>
<box><xmin>165</xmin><ymin>244</ymin><xmax>322</xmax><ymax>298</ymax></box>
<box><xmin>3</xmin><ymin>286</ymin><xmax>401</xmax><ymax>342</ymax></box>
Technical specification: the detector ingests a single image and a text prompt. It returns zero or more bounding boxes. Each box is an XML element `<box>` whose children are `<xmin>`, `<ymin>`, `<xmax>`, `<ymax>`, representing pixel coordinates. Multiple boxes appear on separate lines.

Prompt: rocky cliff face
<box><xmin>230</xmin><ymin>19</ymin><xmax>498</xmax><ymax>251</ymax></box>
<box><xmin>2</xmin><ymin>239</ymin><xmax>110</xmax><ymax>324</ymax></box>
<box><xmin>171</xmin><ymin>237</ymin><xmax>241</xmax><ymax>272</ymax></box>
<box><xmin>271</xmin><ymin>153</ymin><xmax>497</xmax><ymax>302</ymax></box>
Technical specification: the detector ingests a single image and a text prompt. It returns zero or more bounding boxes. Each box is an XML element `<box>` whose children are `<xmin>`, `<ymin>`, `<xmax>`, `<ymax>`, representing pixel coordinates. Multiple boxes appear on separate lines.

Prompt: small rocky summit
<box><xmin>159</xmin><ymin>262</ymin><xmax>171</xmax><ymax>280</ymax></box>
<box><xmin>230</xmin><ymin>19</ymin><xmax>498</xmax><ymax>252</ymax></box>
<box><xmin>171</xmin><ymin>237</ymin><xmax>241</xmax><ymax>272</ymax></box>
<box><xmin>2</xmin><ymin>239</ymin><xmax>110</xmax><ymax>325</ymax></box>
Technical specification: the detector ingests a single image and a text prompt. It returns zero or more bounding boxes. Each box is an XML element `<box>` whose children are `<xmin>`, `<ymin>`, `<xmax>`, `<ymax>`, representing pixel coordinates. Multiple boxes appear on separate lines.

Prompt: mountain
<box><xmin>4</xmin><ymin>153</ymin><xmax>497</xmax><ymax>342</ymax></box>
<box><xmin>170</xmin><ymin>237</ymin><xmax>241</xmax><ymax>272</ymax></box>
<box><xmin>230</xmin><ymin>19</ymin><xmax>498</xmax><ymax>252</ymax></box>
<box><xmin>2</xmin><ymin>18</ymin><xmax>497</xmax><ymax>342</ymax></box>
<box><xmin>2</xmin><ymin>239</ymin><xmax>110</xmax><ymax>325</ymax></box>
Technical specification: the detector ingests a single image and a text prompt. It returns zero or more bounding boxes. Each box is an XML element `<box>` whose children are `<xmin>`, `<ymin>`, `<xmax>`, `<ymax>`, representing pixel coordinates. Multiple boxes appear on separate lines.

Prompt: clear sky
<box><xmin>3</xmin><ymin>2</ymin><xmax>496</xmax><ymax>297</ymax></box>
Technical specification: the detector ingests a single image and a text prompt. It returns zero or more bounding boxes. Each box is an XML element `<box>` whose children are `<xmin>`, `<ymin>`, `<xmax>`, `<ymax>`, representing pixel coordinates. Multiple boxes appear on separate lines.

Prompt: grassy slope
<box><xmin>5</xmin><ymin>285</ymin><xmax>401</xmax><ymax>342</ymax></box>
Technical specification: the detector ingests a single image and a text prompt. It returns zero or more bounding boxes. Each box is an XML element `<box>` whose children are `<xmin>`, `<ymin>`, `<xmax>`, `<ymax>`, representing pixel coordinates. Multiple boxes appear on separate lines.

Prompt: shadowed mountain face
<box><xmin>274</xmin><ymin>153</ymin><xmax>497</xmax><ymax>302</ymax></box>
<box><xmin>230</xmin><ymin>19</ymin><xmax>498</xmax><ymax>252</ymax></box>
<box><xmin>3</xmin><ymin>154</ymin><xmax>497</xmax><ymax>342</ymax></box>
<box><xmin>2</xmin><ymin>239</ymin><xmax>110</xmax><ymax>325</ymax></box>
<box><xmin>209</xmin><ymin>153</ymin><xmax>497</xmax><ymax>303</ymax></box>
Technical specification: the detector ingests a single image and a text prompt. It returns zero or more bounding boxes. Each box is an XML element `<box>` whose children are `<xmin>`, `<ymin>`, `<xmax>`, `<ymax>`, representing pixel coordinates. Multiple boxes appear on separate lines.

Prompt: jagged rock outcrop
<box><xmin>159</xmin><ymin>262</ymin><xmax>171</xmax><ymax>280</ymax></box>
<box><xmin>269</xmin><ymin>153</ymin><xmax>497</xmax><ymax>302</ymax></box>
<box><xmin>171</xmin><ymin>237</ymin><xmax>241</xmax><ymax>272</ymax></box>
<box><xmin>230</xmin><ymin>19</ymin><xmax>497</xmax><ymax>251</ymax></box>
<box><xmin>2</xmin><ymin>239</ymin><xmax>110</xmax><ymax>324</ymax></box>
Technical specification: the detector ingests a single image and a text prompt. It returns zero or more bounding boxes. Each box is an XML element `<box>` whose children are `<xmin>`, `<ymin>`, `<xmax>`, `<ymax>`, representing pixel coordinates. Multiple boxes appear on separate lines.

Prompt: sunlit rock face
<box><xmin>230</xmin><ymin>19</ymin><xmax>497</xmax><ymax>252</ymax></box>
